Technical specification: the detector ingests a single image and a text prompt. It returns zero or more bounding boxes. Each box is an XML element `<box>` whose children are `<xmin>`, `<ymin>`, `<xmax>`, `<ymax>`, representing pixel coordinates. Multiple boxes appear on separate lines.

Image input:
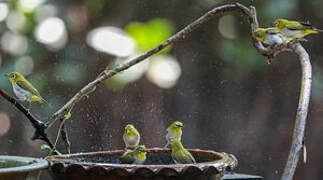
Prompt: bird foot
<box><xmin>266</xmin><ymin>55</ymin><xmax>273</xmax><ymax>65</ymax></box>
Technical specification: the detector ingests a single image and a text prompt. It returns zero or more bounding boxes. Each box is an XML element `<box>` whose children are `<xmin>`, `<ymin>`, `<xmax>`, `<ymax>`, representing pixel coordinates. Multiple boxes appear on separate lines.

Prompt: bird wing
<box><xmin>16</xmin><ymin>80</ymin><xmax>41</xmax><ymax>96</ymax></box>
<box><xmin>286</xmin><ymin>21</ymin><xmax>310</xmax><ymax>30</ymax></box>
<box><xmin>266</xmin><ymin>28</ymin><xmax>280</xmax><ymax>34</ymax></box>
<box><xmin>184</xmin><ymin>150</ymin><xmax>196</xmax><ymax>163</ymax></box>
<box><xmin>120</xmin><ymin>151</ymin><xmax>134</xmax><ymax>164</ymax></box>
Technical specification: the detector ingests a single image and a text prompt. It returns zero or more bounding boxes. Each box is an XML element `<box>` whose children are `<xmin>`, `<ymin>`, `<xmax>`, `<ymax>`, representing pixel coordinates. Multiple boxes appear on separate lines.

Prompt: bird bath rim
<box><xmin>46</xmin><ymin>148</ymin><xmax>237</xmax><ymax>177</ymax></box>
<box><xmin>0</xmin><ymin>155</ymin><xmax>49</xmax><ymax>175</ymax></box>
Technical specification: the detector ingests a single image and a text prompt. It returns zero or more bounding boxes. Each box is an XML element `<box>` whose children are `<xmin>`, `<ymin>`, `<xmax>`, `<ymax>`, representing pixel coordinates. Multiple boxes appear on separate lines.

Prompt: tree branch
<box><xmin>47</xmin><ymin>3</ymin><xmax>271</xmax><ymax>128</ymax></box>
<box><xmin>0</xmin><ymin>88</ymin><xmax>54</xmax><ymax>149</ymax></box>
<box><xmin>281</xmin><ymin>43</ymin><xmax>311</xmax><ymax>180</ymax></box>
<box><xmin>44</xmin><ymin>3</ymin><xmax>312</xmax><ymax>180</ymax></box>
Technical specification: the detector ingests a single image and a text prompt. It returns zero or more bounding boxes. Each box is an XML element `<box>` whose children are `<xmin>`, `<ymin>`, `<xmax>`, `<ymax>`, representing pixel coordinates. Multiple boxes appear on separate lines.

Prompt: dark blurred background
<box><xmin>0</xmin><ymin>0</ymin><xmax>322</xmax><ymax>179</ymax></box>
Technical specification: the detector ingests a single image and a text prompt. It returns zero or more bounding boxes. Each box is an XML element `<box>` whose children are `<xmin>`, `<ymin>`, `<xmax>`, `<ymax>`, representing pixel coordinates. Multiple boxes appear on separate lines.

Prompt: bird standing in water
<box><xmin>165</xmin><ymin>121</ymin><xmax>183</xmax><ymax>148</ymax></box>
<box><xmin>123</xmin><ymin>124</ymin><xmax>140</xmax><ymax>149</ymax></box>
<box><xmin>6</xmin><ymin>72</ymin><xmax>47</xmax><ymax>107</ymax></box>
<box><xmin>120</xmin><ymin>145</ymin><xmax>147</xmax><ymax>164</ymax></box>
<box><xmin>170</xmin><ymin>138</ymin><xmax>196</xmax><ymax>164</ymax></box>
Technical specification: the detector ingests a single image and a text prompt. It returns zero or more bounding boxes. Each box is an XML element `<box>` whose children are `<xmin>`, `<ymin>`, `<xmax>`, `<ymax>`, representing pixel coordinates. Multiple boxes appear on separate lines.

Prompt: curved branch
<box><xmin>0</xmin><ymin>89</ymin><xmax>54</xmax><ymax>149</ymax></box>
<box><xmin>281</xmin><ymin>43</ymin><xmax>311</xmax><ymax>180</ymax></box>
<box><xmin>47</xmin><ymin>3</ymin><xmax>269</xmax><ymax>128</ymax></box>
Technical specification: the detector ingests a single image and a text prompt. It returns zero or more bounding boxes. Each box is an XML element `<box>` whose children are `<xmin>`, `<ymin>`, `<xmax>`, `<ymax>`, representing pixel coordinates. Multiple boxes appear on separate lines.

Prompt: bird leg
<box><xmin>266</xmin><ymin>55</ymin><xmax>273</xmax><ymax>64</ymax></box>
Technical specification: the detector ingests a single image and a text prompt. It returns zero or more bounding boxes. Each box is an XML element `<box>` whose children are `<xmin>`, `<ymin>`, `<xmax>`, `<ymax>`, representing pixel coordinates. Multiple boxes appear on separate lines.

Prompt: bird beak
<box><xmin>179</xmin><ymin>124</ymin><xmax>183</xmax><ymax>127</ymax></box>
<box><xmin>126</xmin><ymin>129</ymin><xmax>130</xmax><ymax>134</ymax></box>
<box><xmin>4</xmin><ymin>74</ymin><xmax>9</xmax><ymax>77</ymax></box>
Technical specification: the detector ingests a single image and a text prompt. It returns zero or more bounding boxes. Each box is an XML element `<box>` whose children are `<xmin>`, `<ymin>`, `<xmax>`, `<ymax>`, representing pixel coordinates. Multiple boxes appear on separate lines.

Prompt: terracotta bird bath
<box><xmin>46</xmin><ymin>148</ymin><xmax>237</xmax><ymax>180</ymax></box>
<box><xmin>0</xmin><ymin>155</ymin><xmax>49</xmax><ymax>180</ymax></box>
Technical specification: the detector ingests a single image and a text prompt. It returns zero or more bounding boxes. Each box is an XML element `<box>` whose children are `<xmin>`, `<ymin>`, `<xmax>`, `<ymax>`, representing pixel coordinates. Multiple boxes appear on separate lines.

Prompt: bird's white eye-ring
<box><xmin>273</xmin><ymin>21</ymin><xmax>279</xmax><ymax>26</ymax></box>
<box><xmin>11</xmin><ymin>74</ymin><xmax>16</xmax><ymax>79</ymax></box>
<box><xmin>255</xmin><ymin>32</ymin><xmax>262</xmax><ymax>37</ymax></box>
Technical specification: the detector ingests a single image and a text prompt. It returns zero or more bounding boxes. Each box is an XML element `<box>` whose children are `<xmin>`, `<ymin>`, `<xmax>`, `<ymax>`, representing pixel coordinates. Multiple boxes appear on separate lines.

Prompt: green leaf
<box><xmin>40</xmin><ymin>144</ymin><xmax>51</xmax><ymax>151</ymax></box>
<box><xmin>65</xmin><ymin>112</ymin><xmax>71</xmax><ymax>120</ymax></box>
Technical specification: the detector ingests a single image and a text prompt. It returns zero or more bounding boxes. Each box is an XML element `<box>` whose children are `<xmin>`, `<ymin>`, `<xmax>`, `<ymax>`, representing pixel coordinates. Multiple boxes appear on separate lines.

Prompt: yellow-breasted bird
<box><xmin>120</xmin><ymin>145</ymin><xmax>147</xmax><ymax>164</ymax></box>
<box><xmin>170</xmin><ymin>138</ymin><xmax>196</xmax><ymax>164</ymax></box>
<box><xmin>272</xmin><ymin>18</ymin><xmax>322</xmax><ymax>40</ymax></box>
<box><xmin>253</xmin><ymin>27</ymin><xmax>286</xmax><ymax>64</ymax></box>
<box><xmin>253</xmin><ymin>27</ymin><xmax>285</xmax><ymax>46</ymax></box>
<box><xmin>164</xmin><ymin>121</ymin><xmax>183</xmax><ymax>148</ymax></box>
<box><xmin>123</xmin><ymin>124</ymin><xmax>140</xmax><ymax>149</ymax></box>
<box><xmin>6</xmin><ymin>72</ymin><xmax>47</xmax><ymax>105</ymax></box>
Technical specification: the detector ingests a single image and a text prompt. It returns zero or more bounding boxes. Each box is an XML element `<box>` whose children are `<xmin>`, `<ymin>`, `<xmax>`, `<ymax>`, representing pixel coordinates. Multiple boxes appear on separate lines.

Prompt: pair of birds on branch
<box><xmin>254</xmin><ymin>18</ymin><xmax>322</xmax><ymax>46</ymax></box>
<box><xmin>120</xmin><ymin>121</ymin><xmax>196</xmax><ymax>165</ymax></box>
<box><xmin>253</xmin><ymin>18</ymin><xmax>322</xmax><ymax>64</ymax></box>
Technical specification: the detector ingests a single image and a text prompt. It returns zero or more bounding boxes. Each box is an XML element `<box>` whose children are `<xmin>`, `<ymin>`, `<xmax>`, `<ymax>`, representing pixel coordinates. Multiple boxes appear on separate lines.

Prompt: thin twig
<box><xmin>60</xmin><ymin>122</ymin><xmax>71</xmax><ymax>153</ymax></box>
<box><xmin>0</xmin><ymin>88</ymin><xmax>54</xmax><ymax>149</ymax></box>
<box><xmin>53</xmin><ymin>117</ymin><xmax>70</xmax><ymax>153</ymax></box>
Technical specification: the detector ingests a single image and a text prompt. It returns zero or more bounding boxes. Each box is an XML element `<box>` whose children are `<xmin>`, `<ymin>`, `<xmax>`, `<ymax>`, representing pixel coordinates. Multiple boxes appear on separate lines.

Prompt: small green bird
<box><xmin>272</xmin><ymin>18</ymin><xmax>322</xmax><ymax>40</ymax></box>
<box><xmin>6</xmin><ymin>72</ymin><xmax>47</xmax><ymax>105</ymax></box>
<box><xmin>120</xmin><ymin>145</ymin><xmax>147</xmax><ymax>164</ymax></box>
<box><xmin>170</xmin><ymin>138</ymin><xmax>196</xmax><ymax>164</ymax></box>
<box><xmin>253</xmin><ymin>27</ymin><xmax>285</xmax><ymax>46</ymax></box>
<box><xmin>123</xmin><ymin>124</ymin><xmax>140</xmax><ymax>150</ymax></box>
<box><xmin>164</xmin><ymin>121</ymin><xmax>183</xmax><ymax>148</ymax></box>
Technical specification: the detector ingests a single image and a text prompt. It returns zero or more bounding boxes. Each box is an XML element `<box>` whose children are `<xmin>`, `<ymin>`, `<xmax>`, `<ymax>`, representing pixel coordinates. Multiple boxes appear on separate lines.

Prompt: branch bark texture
<box><xmin>281</xmin><ymin>43</ymin><xmax>311</xmax><ymax>180</ymax></box>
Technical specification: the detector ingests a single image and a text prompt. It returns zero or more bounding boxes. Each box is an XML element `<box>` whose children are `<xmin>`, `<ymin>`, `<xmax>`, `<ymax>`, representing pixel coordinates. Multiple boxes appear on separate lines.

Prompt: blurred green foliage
<box><xmin>219</xmin><ymin>39</ymin><xmax>263</xmax><ymax>70</ymax></box>
<box><xmin>125</xmin><ymin>18</ymin><xmax>174</xmax><ymax>53</ymax></box>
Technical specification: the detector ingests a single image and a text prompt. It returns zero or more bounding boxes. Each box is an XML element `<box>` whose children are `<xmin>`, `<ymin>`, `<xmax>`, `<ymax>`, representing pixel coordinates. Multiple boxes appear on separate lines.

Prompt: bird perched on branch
<box><xmin>253</xmin><ymin>28</ymin><xmax>286</xmax><ymax>64</ymax></box>
<box><xmin>120</xmin><ymin>145</ymin><xmax>147</xmax><ymax>164</ymax></box>
<box><xmin>272</xmin><ymin>18</ymin><xmax>322</xmax><ymax>40</ymax></box>
<box><xmin>253</xmin><ymin>27</ymin><xmax>285</xmax><ymax>46</ymax></box>
<box><xmin>6</xmin><ymin>72</ymin><xmax>48</xmax><ymax>106</ymax></box>
<box><xmin>170</xmin><ymin>138</ymin><xmax>196</xmax><ymax>164</ymax></box>
<box><xmin>123</xmin><ymin>124</ymin><xmax>140</xmax><ymax>149</ymax></box>
<box><xmin>164</xmin><ymin>121</ymin><xmax>183</xmax><ymax>148</ymax></box>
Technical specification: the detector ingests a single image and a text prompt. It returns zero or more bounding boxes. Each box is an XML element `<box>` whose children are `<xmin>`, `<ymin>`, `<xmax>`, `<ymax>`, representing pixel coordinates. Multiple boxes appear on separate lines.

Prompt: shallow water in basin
<box><xmin>0</xmin><ymin>160</ymin><xmax>28</xmax><ymax>168</ymax></box>
<box><xmin>59</xmin><ymin>153</ymin><xmax>220</xmax><ymax>165</ymax></box>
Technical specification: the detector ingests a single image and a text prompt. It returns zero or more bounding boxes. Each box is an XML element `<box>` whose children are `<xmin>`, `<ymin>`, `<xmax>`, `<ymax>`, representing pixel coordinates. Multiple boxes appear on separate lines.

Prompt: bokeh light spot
<box><xmin>87</xmin><ymin>26</ymin><xmax>135</xmax><ymax>57</ymax></box>
<box><xmin>146</xmin><ymin>55</ymin><xmax>181</xmax><ymax>89</ymax></box>
<box><xmin>218</xmin><ymin>15</ymin><xmax>238</xmax><ymax>39</ymax></box>
<box><xmin>35</xmin><ymin>17</ymin><xmax>68</xmax><ymax>50</ymax></box>
<box><xmin>6</xmin><ymin>11</ymin><xmax>26</xmax><ymax>32</ymax></box>
<box><xmin>14</xmin><ymin>56</ymin><xmax>34</xmax><ymax>76</ymax></box>
<box><xmin>1</xmin><ymin>31</ymin><xmax>28</xmax><ymax>56</ymax></box>
<box><xmin>18</xmin><ymin>0</ymin><xmax>44</xmax><ymax>13</ymax></box>
<box><xmin>0</xmin><ymin>3</ymin><xmax>9</xmax><ymax>22</ymax></box>
<box><xmin>112</xmin><ymin>54</ymin><xmax>149</xmax><ymax>82</ymax></box>
<box><xmin>0</xmin><ymin>112</ymin><xmax>10</xmax><ymax>136</ymax></box>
